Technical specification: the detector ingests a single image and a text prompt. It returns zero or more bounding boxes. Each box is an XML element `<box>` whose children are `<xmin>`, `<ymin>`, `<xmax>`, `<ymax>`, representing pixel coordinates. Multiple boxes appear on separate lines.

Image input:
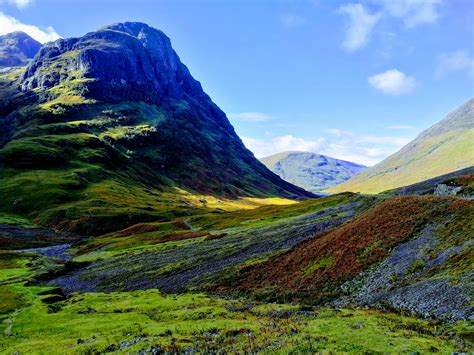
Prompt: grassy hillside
<box><xmin>328</xmin><ymin>98</ymin><xmax>474</xmax><ymax>194</ymax></box>
<box><xmin>385</xmin><ymin>166</ymin><xmax>474</xmax><ymax>196</ymax></box>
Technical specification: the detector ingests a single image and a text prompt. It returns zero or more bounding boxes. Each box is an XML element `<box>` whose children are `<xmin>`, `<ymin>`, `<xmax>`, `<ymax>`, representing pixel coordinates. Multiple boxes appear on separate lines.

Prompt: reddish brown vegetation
<box><xmin>174</xmin><ymin>219</ymin><xmax>190</xmax><ymax>230</ymax></box>
<box><xmin>154</xmin><ymin>231</ymin><xmax>209</xmax><ymax>243</ymax></box>
<box><xmin>232</xmin><ymin>196</ymin><xmax>458</xmax><ymax>302</ymax></box>
<box><xmin>115</xmin><ymin>223</ymin><xmax>160</xmax><ymax>237</ymax></box>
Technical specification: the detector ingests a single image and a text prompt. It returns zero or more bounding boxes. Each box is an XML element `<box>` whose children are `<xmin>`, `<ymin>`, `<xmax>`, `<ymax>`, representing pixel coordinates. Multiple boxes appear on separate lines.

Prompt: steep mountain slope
<box><xmin>0</xmin><ymin>23</ymin><xmax>312</xmax><ymax>234</ymax></box>
<box><xmin>0</xmin><ymin>32</ymin><xmax>41</xmax><ymax>68</ymax></box>
<box><xmin>328</xmin><ymin>98</ymin><xmax>474</xmax><ymax>194</ymax></box>
<box><xmin>261</xmin><ymin>151</ymin><xmax>366</xmax><ymax>192</ymax></box>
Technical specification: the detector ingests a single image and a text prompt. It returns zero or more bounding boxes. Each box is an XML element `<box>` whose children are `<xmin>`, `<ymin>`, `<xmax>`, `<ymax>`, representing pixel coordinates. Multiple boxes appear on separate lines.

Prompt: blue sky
<box><xmin>1</xmin><ymin>0</ymin><xmax>473</xmax><ymax>165</ymax></box>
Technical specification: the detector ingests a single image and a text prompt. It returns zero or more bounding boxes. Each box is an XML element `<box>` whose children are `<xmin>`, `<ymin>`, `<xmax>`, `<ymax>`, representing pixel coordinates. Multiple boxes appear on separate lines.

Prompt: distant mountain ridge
<box><xmin>0</xmin><ymin>32</ymin><xmax>41</xmax><ymax>68</ymax></box>
<box><xmin>261</xmin><ymin>151</ymin><xmax>367</xmax><ymax>192</ymax></box>
<box><xmin>328</xmin><ymin>98</ymin><xmax>474</xmax><ymax>194</ymax></box>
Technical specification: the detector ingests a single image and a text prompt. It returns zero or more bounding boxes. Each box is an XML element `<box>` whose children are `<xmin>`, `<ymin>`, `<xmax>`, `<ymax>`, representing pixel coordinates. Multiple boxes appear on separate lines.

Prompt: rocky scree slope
<box><xmin>228</xmin><ymin>195</ymin><xmax>473</xmax><ymax>321</ymax></box>
<box><xmin>0</xmin><ymin>32</ymin><xmax>42</xmax><ymax>68</ymax></box>
<box><xmin>328</xmin><ymin>98</ymin><xmax>474</xmax><ymax>194</ymax></box>
<box><xmin>0</xmin><ymin>23</ymin><xmax>313</xmax><ymax>234</ymax></box>
<box><xmin>261</xmin><ymin>151</ymin><xmax>366</xmax><ymax>192</ymax></box>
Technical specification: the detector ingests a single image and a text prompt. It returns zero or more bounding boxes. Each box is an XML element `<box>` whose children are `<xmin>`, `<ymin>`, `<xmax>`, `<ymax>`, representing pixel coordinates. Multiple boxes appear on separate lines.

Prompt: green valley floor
<box><xmin>1</xmin><ymin>192</ymin><xmax>472</xmax><ymax>353</ymax></box>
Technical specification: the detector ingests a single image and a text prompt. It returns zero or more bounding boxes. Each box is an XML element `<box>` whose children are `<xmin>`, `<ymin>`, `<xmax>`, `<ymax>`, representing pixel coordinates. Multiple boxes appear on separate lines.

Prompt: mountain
<box><xmin>328</xmin><ymin>98</ymin><xmax>474</xmax><ymax>194</ymax></box>
<box><xmin>0</xmin><ymin>31</ymin><xmax>42</xmax><ymax>68</ymax></box>
<box><xmin>260</xmin><ymin>151</ymin><xmax>367</xmax><ymax>192</ymax></box>
<box><xmin>0</xmin><ymin>23</ymin><xmax>312</xmax><ymax>235</ymax></box>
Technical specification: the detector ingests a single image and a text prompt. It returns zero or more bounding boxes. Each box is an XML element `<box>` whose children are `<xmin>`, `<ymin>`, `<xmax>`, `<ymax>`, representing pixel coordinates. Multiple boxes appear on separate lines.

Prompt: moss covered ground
<box><xmin>1</xmin><ymin>266</ymin><xmax>471</xmax><ymax>353</ymax></box>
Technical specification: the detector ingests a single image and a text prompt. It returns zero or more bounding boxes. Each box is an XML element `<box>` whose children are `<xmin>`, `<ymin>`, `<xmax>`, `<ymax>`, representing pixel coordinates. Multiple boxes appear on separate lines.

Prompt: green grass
<box><xmin>0</xmin><ymin>285</ymin><xmax>469</xmax><ymax>353</ymax></box>
<box><xmin>187</xmin><ymin>192</ymin><xmax>365</xmax><ymax>232</ymax></box>
<box><xmin>301</xmin><ymin>256</ymin><xmax>334</xmax><ymax>276</ymax></box>
<box><xmin>0</xmin><ymin>214</ymin><xmax>37</xmax><ymax>228</ymax></box>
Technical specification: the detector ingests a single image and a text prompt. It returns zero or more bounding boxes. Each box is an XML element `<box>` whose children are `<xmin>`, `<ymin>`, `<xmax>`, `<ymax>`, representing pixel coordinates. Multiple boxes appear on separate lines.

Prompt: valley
<box><xmin>1</xmin><ymin>189</ymin><xmax>472</xmax><ymax>353</ymax></box>
<box><xmin>0</xmin><ymin>20</ymin><xmax>472</xmax><ymax>354</ymax></box>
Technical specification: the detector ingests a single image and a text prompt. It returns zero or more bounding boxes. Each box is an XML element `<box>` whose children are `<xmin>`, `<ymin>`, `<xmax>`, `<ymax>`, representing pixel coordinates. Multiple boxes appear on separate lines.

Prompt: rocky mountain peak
<box><xmin>0</xmin><ymin>31</ymin><xmax>42</xmax><ymax>68</ymax></box>
<box><xmin>19</xmin><ymin>22</ymin><xmax>205</xmax><ymax>103</ymax></box>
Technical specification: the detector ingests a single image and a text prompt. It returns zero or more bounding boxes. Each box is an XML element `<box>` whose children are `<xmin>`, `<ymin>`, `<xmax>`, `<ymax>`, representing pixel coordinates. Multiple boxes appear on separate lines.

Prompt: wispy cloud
<box><xmin>281</xmin><ymin>14</ymin><xmax>308</xmax><ymax>29</ymax></box>
<box><xmin>375</xmin><ymin>0</ymin><xmax>443</xmax><ymax>28</ymax></box>
<box><xmin>436</xmin><ymin>50</ymin><xmax>474</xmax><ymax>78</ymax></box>
<box><xmin>0</xmin><ymin>12</ymin><xmax>61</xmax><ymax>43</ymax></box>
<box><xmin>368</xmin><ymin>69</ymin><xmax>416</xmax><ymax>95</ymax></box>
<box><xmin>338</xmin><ymin>0</ymin><xmax>443</xmax><ymax>52</ymax></box>
<box><xmin>243</xmin><ymin>129</ymin><xmax>411</xmax><ymax>166</ymax></box>
<box><xmin>338</xmin><ymin>3</ymin><xmax>381</xmax><ymax>52</ymax></box>
<box><xmin>0</xmin><ymin>0</ymin><xmax>33</xmax><ymax>10</ymax></box>
<box><xmin>228</xmin><ymin>112</ymin><xmax>274</xmax><ymax>123</ymax></box>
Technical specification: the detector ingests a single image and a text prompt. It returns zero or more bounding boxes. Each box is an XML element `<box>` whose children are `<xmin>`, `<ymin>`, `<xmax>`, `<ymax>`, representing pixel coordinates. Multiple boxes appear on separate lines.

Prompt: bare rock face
<box><xmin>20</xmin><ymin>22</ymin><xmax>206</xmax><ymax>104</ymax></box>
<box><xmin>0</xmin><ymin>31</ymin><xmax>42</xmax><ymax>68</ymax></box>
<box><xmin>434</xmin><ymin>183</ymin><xmax>463</xmax><ymax>196</ymax></box>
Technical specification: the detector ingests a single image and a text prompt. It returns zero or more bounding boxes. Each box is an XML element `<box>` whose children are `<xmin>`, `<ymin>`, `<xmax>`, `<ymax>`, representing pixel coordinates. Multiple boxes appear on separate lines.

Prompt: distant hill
<box><xmin>261</xmin><ymin>151</ymin><xmax>367</xmax><ymax>192</ymax></box>
<box><xmin>0</xmin><ymin>32</ymin><xmax>41</xmax><ymax>68</ymax></box>
<box><xmin>328</xmin><ymin>98</ymin><xmax>474</xmax><ymax>194</ymax></box>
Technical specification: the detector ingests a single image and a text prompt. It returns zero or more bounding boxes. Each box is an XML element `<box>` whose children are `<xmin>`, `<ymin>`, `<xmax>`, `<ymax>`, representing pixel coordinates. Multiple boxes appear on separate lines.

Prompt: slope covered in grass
<box><xmin>328</xmin><ymin>98</ymin><xmax>474</xmax><ymax>194</ymax></box>
<box><xmin>52</xmin><ymin>194</ymin><xmax>373</xmax><ymax>294</ymax></box>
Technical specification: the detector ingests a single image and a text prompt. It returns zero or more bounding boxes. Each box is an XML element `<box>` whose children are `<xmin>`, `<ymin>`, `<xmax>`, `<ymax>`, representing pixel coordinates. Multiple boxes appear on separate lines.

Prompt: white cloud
<box><xmin>228</xmin><ymin>112</ymin><xmax>274</xmax><ymax>123</ymax></box>
<box><xmin>368</xmin><ymin>69</ymin><xmax>416</xmax><ymax>95</ymax></box>
<box><xmin>375</xmin><ymin>0</ymin><xmax>443</xmax><ymax>28</ymax></box>
<box><xmin>281</xmin><ymin>14</ymin><xmax>307</xmax><ymax>29</ymax></box>
<box><xmin>436</xmin><ymin>50</ymin><xmax>474</xmax><ymax>78</ymax></box>
<box><xmin>0</xmin><ymin>12</ymin><xmax>61</xmax><ymax>43</ymax></box>
<box><xmin>337</xmin><ymin>1</ymin><xmax>443</xmax><ymax>53</ymax></box>
<box><xmin>242</xmin><ymin>135</ymin><xmax>325</xmax><ymax>158</ymax></box>
<box><xmin>338</xmin><ymin>3</ymin><xmax>381</xmax><ymax>52</ymax></box>
<box><xmin>243</xmin><ymin>129</ymin><xmax>411</xmax><ymax>166</ymax></box>
<box><xmin>1</xmin><ymin>0</ymin><xmax>32</xmax><ymax>9</ymax></box>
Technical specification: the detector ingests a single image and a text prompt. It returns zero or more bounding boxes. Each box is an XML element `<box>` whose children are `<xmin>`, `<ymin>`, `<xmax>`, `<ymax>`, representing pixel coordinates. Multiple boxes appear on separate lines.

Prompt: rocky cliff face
<box><xmin>0</xmin><ymin>31</ymin><xmax>42</xmax><ymax>68</ymax></box>
<box><xmin>21</xmin><ymin>23</ymin><xmax>208</xmax><ymax>106</ymax></box>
